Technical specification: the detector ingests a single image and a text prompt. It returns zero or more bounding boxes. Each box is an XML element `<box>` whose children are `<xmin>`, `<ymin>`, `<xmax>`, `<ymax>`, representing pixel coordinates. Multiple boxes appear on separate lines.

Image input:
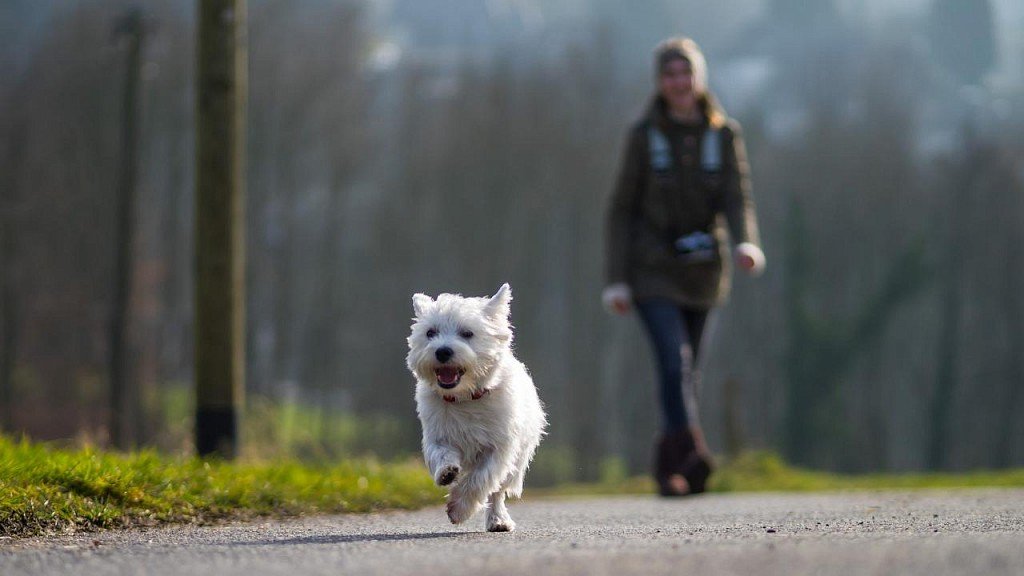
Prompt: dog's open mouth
<box><xmin>435</xmin><ymin>366</ymin><xmax>464</xmax><ymax>389</ymax></box>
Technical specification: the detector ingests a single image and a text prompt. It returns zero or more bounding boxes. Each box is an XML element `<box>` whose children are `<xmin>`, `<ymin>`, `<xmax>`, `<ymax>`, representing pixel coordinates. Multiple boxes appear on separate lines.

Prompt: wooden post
<box><xmin>0</xmin><ymin>97</ymin><xmax>27</xmax><ymax>434</ymax></box>
<box><xmin>195</xmin><ymin>0</ymin><xmax>246</xmax><ymax>458</ymax></box>
<box><xmin>110</xmin><ymin>9</ymin><xmax>143</xmax><ymax>450</ymax></box>
<box><xmin>0</xmin><ymin>172</ymin><xmax>18</xmax><ymax>434</ymax></box>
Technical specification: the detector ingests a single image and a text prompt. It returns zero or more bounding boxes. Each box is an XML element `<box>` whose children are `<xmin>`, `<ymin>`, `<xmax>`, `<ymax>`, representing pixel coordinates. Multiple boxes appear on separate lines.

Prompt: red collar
<box><xmin>443</xmin><ymin>388</ymin><xmax>490</xmax><ymax>403</ymax></box>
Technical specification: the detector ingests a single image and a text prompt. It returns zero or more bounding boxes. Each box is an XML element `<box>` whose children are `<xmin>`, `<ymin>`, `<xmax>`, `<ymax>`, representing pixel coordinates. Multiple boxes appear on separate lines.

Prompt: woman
<box><xmin>603</xmin><ymin>37</ymin><xmax>765</xmax><ymax>496</ymax></box>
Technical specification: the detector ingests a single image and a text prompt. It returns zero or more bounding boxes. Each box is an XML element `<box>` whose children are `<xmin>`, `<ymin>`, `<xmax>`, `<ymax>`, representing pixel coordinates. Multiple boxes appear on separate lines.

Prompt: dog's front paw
<box><xmin>445</xmin><ymin>497</ymin><xmax>478</xmax><ymax>524</ymax></box>
<box><xmin>486</xmin><ymin>517</ymin><xmax>516</xmax><ymax>533</ymax></box>
<box><xmin>435</xmin><ymin>464</ymin><xmax>460</xmax><ymax>486</ymax></box>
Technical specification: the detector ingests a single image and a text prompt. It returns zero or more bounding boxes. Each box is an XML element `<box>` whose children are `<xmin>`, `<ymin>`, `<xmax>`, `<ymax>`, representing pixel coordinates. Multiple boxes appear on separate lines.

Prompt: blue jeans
<box><xmin>635</xmin><ymin>299</ymin><xmax>709</xmax><ymax>434</ymax></box>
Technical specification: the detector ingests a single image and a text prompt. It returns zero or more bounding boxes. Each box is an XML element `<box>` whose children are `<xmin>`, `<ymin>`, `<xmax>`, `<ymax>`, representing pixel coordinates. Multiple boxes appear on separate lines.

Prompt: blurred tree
<box><xmin>782</xmin><ymin>199</ymin><xmax>931</xmax><ymax>466</ymax></box>
<box><xmin>298</xmin><ymin>2</ymin><xmax>370</xmax><ymax>449</ymax></box>
<box><xmin>245</xmin><ymin>1</ymin><xmax>372</xmax><ymax>454</ymax></box>
<box><xmin>767</xmin><ymin>34</ymin><xmax>948</xmax><ymax>470</ymax></box>
<box><xmin>0</xmin><ymin>99</ymin><xmax>25</xmax><ymax>434</ymax></box>
<box><xmin>5</xmin><ymin>0</ymin><xmax>1024</xmax><ymax>475</ymax></box>
<box><xmin>928</xmin><ymin>128</ymin><xmax>1024</xmax><ymax>469</ymax></box>
<box><xmin>926</xmin><ymin>138</ymin><xmax>971</xmax><ymax>471</ymax></box>
<box><xmin>109</xmin><ymin>8</ymin><xmax>143</xmax><ymax>450</ymax></box>
<box><xmin>995</xmin><ymin>172</ymin><xmax>1024</xmax><ymax>466</ymax></box>
<box><xmin>4</xmin><ymin>4</ymin><xmax>125</xmax><ymax>441</ymax></box>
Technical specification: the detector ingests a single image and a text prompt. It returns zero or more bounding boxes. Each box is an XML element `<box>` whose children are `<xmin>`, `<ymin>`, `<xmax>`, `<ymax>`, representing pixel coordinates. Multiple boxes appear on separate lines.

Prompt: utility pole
<box><xmin>110</xmin><ymin>8</ymin><xmax>143</xmax><ymax>450</ymax></box>
<box><xmin>195</xmin><ymin>0</ymin><xmax>247</xmax><ymax>458</ymax></box>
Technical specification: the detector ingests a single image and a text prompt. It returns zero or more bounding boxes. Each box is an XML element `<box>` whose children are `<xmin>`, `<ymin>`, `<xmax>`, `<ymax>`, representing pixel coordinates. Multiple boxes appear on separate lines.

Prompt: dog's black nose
<box><xmin>435</xmin><ymin>347</ymin><xmax>454</xmax><ymax>363</ymax></box>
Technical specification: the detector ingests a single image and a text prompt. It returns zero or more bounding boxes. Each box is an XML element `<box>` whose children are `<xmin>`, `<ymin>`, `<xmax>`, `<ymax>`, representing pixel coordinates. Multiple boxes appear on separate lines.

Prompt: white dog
<box><xmin>406</xmin><ymin>283</ymin><xmax>546</xmax><ymax>532</ymax></box>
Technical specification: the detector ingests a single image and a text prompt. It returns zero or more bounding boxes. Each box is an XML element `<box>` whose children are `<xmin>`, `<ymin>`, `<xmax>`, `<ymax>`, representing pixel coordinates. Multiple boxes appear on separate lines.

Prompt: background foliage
<box><xmin>1</xmin><ymin>0</ymin><xmax>1022</xmax><ymax>481</ymax></box>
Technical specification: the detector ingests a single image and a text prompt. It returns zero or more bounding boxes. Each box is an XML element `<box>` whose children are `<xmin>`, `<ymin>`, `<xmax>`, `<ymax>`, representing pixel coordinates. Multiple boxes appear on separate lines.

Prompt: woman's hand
<box><xmin>735</xmin><ymin>243</ymin><xmax>766</xmax><ymax>277</ymax></box>
<box><xmin>602</xmin><ymin>283</ymin><xmax>633</xmax><ymax>315</ymax></box>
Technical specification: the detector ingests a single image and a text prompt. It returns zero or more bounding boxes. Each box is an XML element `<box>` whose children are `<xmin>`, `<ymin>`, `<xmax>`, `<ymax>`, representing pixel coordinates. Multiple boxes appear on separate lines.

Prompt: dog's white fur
<box><xmin>407</xmin><ymin>284</ymin><xmax>546</xmax><ymax>532</ymax></box>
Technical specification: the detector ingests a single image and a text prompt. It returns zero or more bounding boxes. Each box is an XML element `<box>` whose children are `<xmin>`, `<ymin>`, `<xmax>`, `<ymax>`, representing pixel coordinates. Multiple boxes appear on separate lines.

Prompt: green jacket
<box><xmin>605</xmin><ymin>98</ymin><xmax>761</xmax><ymax>308</ymax></box>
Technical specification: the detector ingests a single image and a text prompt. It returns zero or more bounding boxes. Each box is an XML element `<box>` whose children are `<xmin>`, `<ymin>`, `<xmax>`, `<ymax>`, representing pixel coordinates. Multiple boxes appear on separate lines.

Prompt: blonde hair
<box><xmin>654</xmin><ymin>37</ymin><xmax>707</xmax><ymax>93</ymax></box>
<box><xmin>653</xmin><ymin>37</ymin><xmax>727</xmax><ymax>128</ymax></box>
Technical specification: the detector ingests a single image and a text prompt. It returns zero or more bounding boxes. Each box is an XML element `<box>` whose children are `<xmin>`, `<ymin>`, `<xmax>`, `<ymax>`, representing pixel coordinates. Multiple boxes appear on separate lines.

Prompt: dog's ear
<box><xmin>485</xmin><ymin>283</ymin><xmax>512</xmax><ymax>319</ymax></box>
<box><xmin>412</xmin><ymin>293</ymin><xmax>433</xmax><ymax>317</ymax></box>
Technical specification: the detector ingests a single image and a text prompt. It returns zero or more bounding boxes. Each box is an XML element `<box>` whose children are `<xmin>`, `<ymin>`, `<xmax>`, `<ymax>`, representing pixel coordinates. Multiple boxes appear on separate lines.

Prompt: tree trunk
<box><xmin>927</xmin><ymin>135</ymin><xmax>977</xmax><ymax>470</ymax></box>
<box><xmin>109</xmin><ymin>9</ymin><xmax>143</xmax><ymax>449</ymax></box>
<box><xmin>995</xmin><ymin>227</ymin><xmax>1024</xmax><ymax>466</ymax></box>
<box><xmin>0</xmin><ymin>212</ymin><xmax>16</xmax><ymax>432</ymax></box>
<box><xmin>0</xmin><ymin>97</ymin><xmax>27</xmax><ymax>434</ymax></box>
<box><xmin>927</xmin><ymin>270</ymin><xmax>959</xmax><ymax>470</ymax></box>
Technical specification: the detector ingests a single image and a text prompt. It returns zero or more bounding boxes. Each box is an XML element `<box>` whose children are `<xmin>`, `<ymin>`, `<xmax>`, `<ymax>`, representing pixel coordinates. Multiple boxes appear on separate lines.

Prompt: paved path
<box><xmin>4</xmin><ymin>489</ymin><xmax>1024</xmax><ymax>575</ymax></box>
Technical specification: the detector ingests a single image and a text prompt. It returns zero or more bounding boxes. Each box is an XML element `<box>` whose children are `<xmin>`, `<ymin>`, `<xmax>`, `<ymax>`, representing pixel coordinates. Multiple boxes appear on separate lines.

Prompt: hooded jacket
<box><xmin>605</xmin><ymin>97</ymin><xmax>761</xmax><ymax>308</ymax></box>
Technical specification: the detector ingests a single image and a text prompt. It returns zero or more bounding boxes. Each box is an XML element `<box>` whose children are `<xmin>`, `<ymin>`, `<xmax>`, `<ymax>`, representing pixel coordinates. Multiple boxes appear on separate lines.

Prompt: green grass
<box><xmin>714</xmin><ymin>452</ymin><xmax>1024</xmax><ymax>491</ymax></box>
<box><xmin>536</xmin><ymin>451</ymin><xmax>1024</xmax><ymax>496</ymax></box>
<box><xmin>5</xmin><ymin>437</ymin><xmax>1024</xmax><ymax>539</ymax></box>
<box><xmin>0</xmin><ymin>435</ymin><xmax>442</xmax><ymax>538</ymax></box>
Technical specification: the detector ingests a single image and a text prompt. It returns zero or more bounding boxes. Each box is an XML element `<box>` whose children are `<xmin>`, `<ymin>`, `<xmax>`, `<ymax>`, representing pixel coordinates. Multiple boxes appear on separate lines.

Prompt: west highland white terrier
<box><xmin>406</xmin><ymin>283</ymin><xmax>546</xmax><ymax>532</ymax></box>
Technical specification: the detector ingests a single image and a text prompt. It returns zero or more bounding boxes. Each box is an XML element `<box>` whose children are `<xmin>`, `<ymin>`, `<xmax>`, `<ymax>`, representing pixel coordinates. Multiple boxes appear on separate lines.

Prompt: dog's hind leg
<box><xmin>504</xmin><ymin>466</ymin><xmax>526</xmax><ymax>499</ymax></box>
<box><xmin>504</xmin><ymin>440</ymin><xmax>539</xmax><ymax>499</ymax></box>
<box><xmin>485</xmin><ymin>490</ymin><xmax>515</xmax><ymax>532</ymax></box>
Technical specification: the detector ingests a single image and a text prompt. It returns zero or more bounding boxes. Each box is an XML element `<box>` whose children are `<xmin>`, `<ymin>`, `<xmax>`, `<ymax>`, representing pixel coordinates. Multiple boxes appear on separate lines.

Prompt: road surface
<box><xmin>3</xmin><ymin>489</ymin><xmax>1024</xmax><ymax>575</ymax></box>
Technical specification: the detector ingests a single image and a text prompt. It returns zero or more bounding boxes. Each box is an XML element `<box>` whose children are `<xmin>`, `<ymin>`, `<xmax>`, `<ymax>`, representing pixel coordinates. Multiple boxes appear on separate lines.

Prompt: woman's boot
<box><xmin>653</xmin><ymin>430</ymin><xmax>694</xmax><ymax>496</ymax></box>
<box><xmin>680</xmin><ymin>427</ymin><xmax>713</xmax><ymax>494</ymax></box>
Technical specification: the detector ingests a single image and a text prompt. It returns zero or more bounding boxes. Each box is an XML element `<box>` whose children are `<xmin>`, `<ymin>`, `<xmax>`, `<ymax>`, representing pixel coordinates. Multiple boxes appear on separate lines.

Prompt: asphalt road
<box><xmin>4</xmin><ymin>489</ymin><xmax>1024</xmax><ymax>575</ymax></box>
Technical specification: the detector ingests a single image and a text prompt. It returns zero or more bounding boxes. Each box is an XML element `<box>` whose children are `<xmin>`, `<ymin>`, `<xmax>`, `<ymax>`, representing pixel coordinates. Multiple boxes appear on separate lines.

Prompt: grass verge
<box><xmin>0</xmin><ymin>435</ymin><xmax>442</xmax><ymax>538</ymax></box>
<box><xmin>5</xmin><ymin>438</ymin><xmax>1024</xmax><ymax>539</ymax></box>
<box><xmin>536</xmin><ymin>451</ymin><xmax>1024</xmax><ymax>496</ymax></box>
<box><xmin>714</xmin><ymin>452</ymin><xmax>1024</xmax><ymax>491</ymax></box>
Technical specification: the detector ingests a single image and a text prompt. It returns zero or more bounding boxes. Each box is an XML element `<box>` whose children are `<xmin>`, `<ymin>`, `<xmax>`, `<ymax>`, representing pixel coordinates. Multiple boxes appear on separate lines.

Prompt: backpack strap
<box><xmin>648</xmin><ymin>124</ymin><xmax>723</xmax><ymax>172</ymax></box>
<box><xmin>701</xmin><ymin>127</ymin><xmax>722</xmax><ymax>172</ymax></box>
<box><xmin>647</xmin><ymin>125</ymin><xmax>672</xmax><ymax>172</ymax></box>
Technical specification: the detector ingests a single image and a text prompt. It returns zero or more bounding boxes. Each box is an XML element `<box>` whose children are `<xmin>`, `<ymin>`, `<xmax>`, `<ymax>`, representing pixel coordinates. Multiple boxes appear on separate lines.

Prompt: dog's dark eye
<box><xmin>459</xmin><ymin>329</ymin><xmax>474</xmax><ymax>339</ymax></box>
<box><xmin>426</xmin><ymin>328</ymin><xmax>438</xmax><ymax>339</ymax></box>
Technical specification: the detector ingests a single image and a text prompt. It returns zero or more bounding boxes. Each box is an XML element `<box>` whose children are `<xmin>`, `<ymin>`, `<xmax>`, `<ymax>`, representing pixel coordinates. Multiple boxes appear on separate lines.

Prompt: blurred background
<box><xmin>1</xmin><ymin>0</ymin><xmax>1022</xmax><ymax>484</ymax></box>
